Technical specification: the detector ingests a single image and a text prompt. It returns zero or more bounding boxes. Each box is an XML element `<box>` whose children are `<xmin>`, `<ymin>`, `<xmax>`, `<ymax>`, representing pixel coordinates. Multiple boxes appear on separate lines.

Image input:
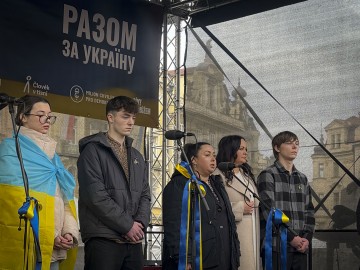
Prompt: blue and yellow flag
<box><xmin>0</xmin><ymin>134</ymin><xmax>77</xmax><ymax>270</ymax></box>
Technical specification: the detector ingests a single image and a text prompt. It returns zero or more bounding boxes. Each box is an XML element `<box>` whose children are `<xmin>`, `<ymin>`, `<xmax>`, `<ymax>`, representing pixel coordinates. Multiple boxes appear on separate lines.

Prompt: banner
<box><xmin>0</xmin><ymin>0</ymin><xmax>163</xmax><ymax>127</ymax></box>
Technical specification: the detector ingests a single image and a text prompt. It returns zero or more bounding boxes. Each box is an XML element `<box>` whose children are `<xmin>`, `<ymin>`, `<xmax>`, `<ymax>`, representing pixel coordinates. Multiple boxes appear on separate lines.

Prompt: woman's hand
<box><xmin>243</xmin><ymin>201</ymin><xmax>254</xmax><ymax>215</ymax></box>
<box><xmin>54</xmin><ymin>233</ymin><xmax>73</xmax><ymax>250</ymax></box>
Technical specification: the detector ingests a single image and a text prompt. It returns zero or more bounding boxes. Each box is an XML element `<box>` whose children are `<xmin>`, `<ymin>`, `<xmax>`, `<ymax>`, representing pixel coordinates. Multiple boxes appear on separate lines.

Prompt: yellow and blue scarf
<box><xmin>176</xmin><ymin>161</ymin><xmax>206</xmax><ymax>270</ymax></box>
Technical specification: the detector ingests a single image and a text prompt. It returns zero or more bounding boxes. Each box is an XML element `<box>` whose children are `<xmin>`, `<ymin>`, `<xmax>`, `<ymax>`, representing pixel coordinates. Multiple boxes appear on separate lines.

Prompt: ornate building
<box><xmin>184</xmin><ymin>43</ymin><xmax>269</xmax><ymax>175</ymax></box>
<box><xmin>311</xmin><ymin>114</ymin><xmax>360</xmax><ymax>229</ymax></box>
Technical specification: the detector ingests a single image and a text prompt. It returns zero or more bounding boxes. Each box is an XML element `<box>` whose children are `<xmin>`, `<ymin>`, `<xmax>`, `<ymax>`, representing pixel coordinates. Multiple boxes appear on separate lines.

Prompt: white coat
<box><xmin>214</xmin><ymin>168</ymin><xmax>262</xmax><ymax>270</ymax></box>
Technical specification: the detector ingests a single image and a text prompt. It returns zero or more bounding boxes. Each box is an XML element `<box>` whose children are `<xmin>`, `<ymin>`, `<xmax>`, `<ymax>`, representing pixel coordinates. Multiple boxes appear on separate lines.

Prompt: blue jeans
<box><xmin>50</xmin><ymin>261</ymin><xmax>60</xmax><ymax>270</ymax></box>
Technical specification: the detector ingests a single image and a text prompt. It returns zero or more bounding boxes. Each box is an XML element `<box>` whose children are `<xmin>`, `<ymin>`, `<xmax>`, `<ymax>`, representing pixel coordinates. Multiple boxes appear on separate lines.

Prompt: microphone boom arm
<box><xmin>175</xmin><ymin>138</ymin><xmax>209</xmax><ymax>270</ymax></box>
<box><xmin>229</xmin><ymin>170</ymin><xmax>298</xmax><ymax>237</ymax></box>
<box><xmin>175</xmin><ymin>139</ymin><xmax>209</xmax><ymax>211</ymax></box>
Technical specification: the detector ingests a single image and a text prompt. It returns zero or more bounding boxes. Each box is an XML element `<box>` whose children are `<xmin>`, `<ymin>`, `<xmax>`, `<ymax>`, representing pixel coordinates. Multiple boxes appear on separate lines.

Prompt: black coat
<box><xmin>77</xmin><ymin>132</ymin><xmax>151</xmax><ymax>242</ymax></box>
<box><xmin>162</xmin><ymin>170</ymin><xmax>240</xmax><ymax>270</ymax></box>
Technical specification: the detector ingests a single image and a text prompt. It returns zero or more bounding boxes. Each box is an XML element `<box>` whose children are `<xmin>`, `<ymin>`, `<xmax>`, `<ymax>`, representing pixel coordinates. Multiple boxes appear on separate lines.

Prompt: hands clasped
<box><xmin>54</xmin><ymin>233</ymin><xmax>74</xmax><ymax>250</ymax></box>
<box><xmin>244</xmin><ymin>201</ymin><xmax>255</xmax><ymax>215</ymax></box>
<box><xmin>124</xmin><ymin>221</ymin><xmax>144</xmax><ymax>242</ymax></box>
<box><xmin>290</xmin><ymin>236</ymin><xmax>309</xmax><ymax>253</ymax></box>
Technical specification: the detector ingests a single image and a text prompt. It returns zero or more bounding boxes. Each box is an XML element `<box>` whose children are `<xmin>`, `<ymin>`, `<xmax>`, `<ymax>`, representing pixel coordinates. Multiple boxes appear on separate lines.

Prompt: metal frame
<box><xmin>146</xmin><ymin>12</ymin><xmax>183</xmax><ymax>261</ymax></box>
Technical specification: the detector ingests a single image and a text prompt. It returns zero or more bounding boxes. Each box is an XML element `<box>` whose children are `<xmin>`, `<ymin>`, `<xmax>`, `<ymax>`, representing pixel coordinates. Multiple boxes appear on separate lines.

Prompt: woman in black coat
<box><xmin>162</xmin><ymin>142</ymin><xmax>240</xmax><ymax>270</ymax></box>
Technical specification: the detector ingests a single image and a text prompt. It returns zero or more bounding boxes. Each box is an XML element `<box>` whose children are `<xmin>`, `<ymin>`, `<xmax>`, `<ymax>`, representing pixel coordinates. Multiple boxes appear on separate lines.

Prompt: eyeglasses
<box><xmin>25</xmin><ymin>114</ymin><xmax>57</xmax><ymax>125</ymax></box>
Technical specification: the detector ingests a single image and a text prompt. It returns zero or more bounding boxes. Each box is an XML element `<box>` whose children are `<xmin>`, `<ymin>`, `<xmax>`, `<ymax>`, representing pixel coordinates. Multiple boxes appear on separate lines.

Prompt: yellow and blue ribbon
<box><xmin>265</xmin><ymin>208</ymin><xmax>289</xmax><ymax>270</ymax></box>
<box><xmin>177</xmin><ymin>161</ymin><xmax>205</xmax><ymax>270</ymax></box>
<box><xmin>18</xmin><ymin>197</ymin><xmax>42</xmax><ymax>270</ymax></box>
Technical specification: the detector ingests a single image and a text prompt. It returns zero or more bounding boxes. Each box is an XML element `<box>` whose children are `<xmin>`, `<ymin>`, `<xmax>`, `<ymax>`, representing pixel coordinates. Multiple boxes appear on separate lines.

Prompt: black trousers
<box><xmin>286</xmin><ymin>252</ymin><xmax>308</xmax><ymax>270</ymax></box>
<box><xmin>262</xmin><ymin>251</ymin><xmax>308</xmax><ymax>270</ymax></box>
<box><xmin>84</xmin><ymin>238</ymin><xmax>144</xmax><ymax>270</ymax></box>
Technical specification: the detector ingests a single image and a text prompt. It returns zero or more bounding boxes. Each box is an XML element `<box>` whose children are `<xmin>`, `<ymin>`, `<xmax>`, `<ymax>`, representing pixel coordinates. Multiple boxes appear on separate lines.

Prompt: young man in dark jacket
<box><xmin>77</xmin><ymin>96</ymin><xmax>151</xmax><ymax>270</ymax></box>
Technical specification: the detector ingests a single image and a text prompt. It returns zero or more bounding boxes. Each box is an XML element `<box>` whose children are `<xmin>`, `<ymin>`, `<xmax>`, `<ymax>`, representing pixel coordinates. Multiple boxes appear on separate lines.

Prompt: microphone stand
<box><xmin>228</xmin><ymin>169</ymin><xmax>298</xmax><ymax>270</ymax></box>
<box><xmin>175</xmin><ymin>139</ymin><xmax>209</xmax><ymax>269</ymax></box>
<box><xmin>4</xmin><ymin>100</ymin><xmax>42</xmax><ymax>268</ymax></box>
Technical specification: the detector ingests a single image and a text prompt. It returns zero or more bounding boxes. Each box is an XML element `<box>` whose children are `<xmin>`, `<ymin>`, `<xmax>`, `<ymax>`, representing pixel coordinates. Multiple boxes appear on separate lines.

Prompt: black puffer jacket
<box><xmin>77</xmin><ymin>132</ymin><xmax>150</xmax><ymax>242</ymax></box>
<box><xmin>162</xmin><ymin>170</ymin><xmax>240</xmax><ymax>270</ymax></box>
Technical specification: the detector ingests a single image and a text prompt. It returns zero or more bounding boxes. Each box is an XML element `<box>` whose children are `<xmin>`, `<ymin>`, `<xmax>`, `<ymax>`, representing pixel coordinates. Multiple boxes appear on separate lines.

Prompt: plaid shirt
<box><xmin>257</xmin><ymin>160</ymin><xmax>315</xmax><ymax>250</ymax></box>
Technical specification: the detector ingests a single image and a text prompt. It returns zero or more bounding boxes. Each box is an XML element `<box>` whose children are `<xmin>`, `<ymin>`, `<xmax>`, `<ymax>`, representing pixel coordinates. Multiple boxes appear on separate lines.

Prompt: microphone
<box><xmin>217</xmin><ymin>162</ymin><xmax>242</xmax><ymax>171</ymax></box>
<box><xmin>164</xmin><ymin>130</ymin><xmax>195</xmax><ymax>140</ymax></box>
<box><xmin>0</xmin><ymin>93</ymin><xmax>23</xmax><ymax>107</ymax></box>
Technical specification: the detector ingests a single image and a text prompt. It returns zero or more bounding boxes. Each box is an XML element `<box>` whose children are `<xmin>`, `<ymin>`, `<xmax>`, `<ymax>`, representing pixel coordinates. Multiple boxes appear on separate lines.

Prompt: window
<box><xmin>333</xmin><ymin>164</ymin><xmax>339</xmax><ymax>177</ymax></box>
<box><xmin>332</xmin><ymin>133</ymin><xmax>341</xmax><ymax>149</ymax></box>
<box><xmin>209</xmin><ymin>133</ymin><xmax>215</xmax><ymax>146</ymax></box>
<box><xmin>65</xmin><ymin>116</ymin><xmax>76</xmax><ymax>145</ymax></box>
<box><xmin>333</xmin><ymin>192</ymin><xmax>339</xmax><ymax>205</ymax></box>
<box><xmin>336</xmin><ymin>134</ymin><xmax>341</xmax><ymax>148</ymax></box>
<box><xmin>319</xmin><ymin>163</ymin><xmax>324</xmax><ymax>178</ymax></box>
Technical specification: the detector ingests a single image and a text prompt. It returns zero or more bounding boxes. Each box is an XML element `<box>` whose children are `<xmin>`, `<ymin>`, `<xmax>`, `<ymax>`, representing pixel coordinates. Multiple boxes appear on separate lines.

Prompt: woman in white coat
<box><xmin>215</xmin><ymin>135</ymin><xmax>261</xmax><ymax>270</ymax></box>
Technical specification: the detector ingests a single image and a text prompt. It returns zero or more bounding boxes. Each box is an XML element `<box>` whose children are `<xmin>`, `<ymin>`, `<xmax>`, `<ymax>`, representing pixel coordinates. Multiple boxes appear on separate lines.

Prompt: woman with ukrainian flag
<box><xmin>163</xmin><ymin>142</ymin><xmax>240</xmax><ymax>270</ymax></box>
<box><xmin>0</xmin><ymin>95</ymin><xmax>79</xmax><ymax>270</ymax></box>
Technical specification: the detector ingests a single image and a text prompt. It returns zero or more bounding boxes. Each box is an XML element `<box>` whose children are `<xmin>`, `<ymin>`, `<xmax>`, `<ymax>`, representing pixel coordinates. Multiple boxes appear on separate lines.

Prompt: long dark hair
<box><xmin>15</xmin><ymin>95</ymin><xmax>50</xmax><ymax>126</ymax></box>
<box><xmin>216</xmin><ymin>135</ymin><xmax>254</xmax><ymax>181</ymax></box>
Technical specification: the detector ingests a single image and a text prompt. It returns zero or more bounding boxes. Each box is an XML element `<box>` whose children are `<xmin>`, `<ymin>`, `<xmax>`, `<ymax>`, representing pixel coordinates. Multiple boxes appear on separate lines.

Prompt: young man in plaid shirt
<box><xmin>258</xmin><ymin>131</ymin><xmax>315</xmax><ymax>270</ymax></box>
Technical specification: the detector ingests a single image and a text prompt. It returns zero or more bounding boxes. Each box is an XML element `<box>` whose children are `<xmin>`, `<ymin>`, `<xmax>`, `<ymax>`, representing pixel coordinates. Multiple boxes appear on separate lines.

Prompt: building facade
<box><xmin>311</xmin><ymin>115</ymin><xmax>360</xmax><ymax>230</ymax></box>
